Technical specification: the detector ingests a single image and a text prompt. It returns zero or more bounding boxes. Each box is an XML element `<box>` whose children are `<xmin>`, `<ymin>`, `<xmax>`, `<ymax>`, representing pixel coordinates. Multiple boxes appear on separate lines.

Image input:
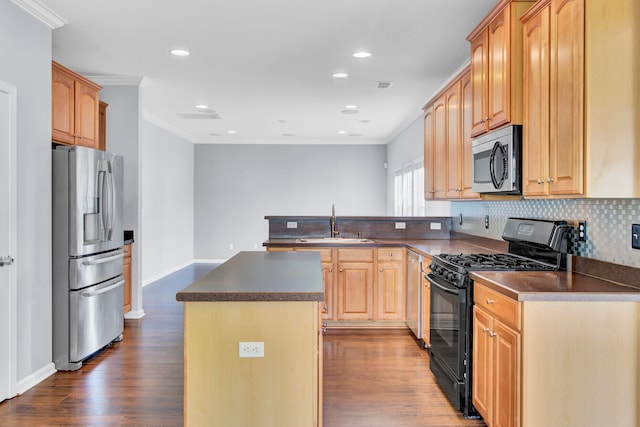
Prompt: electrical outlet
<box><xmin>253</xmin><ymin>243</ymin><xmax>258</xmax><ymax>249</ymax></box>
<box><xmin>430</xmin><ymin>222</ymin><xmax>442</xmax><ymax>230</ymax></box>
<box><xmin>395</xmin><ymin>222</ymin><xmax>406</xmax><ymax>229</ymax></box>
<box><xmin>632</xmin><ymin>224</ymin><xmax>640</xmax><ymax>249</ymax></box>
<box><xmin>484</xmin><ymin>215</ymin><xmax>489</xmax><ymax>229</ymax></box>
<box><xmin>286</xmin><ymin>221</ymin><xmax>298</xmax><ymax>229</ymax></box>
<box><xmin>239</xmin><ymin>341</ymin><xmax>264</xmax><ymax>358</ymax></box>
<box><xmin>578</xmin><ymin>221</ymin><xmax>587</xmax><ymax>242</ymax></box>
<box><xmin>229</xmin><ymin>243</ymin><xmax>234</xmax><ymax>250</ymax></box>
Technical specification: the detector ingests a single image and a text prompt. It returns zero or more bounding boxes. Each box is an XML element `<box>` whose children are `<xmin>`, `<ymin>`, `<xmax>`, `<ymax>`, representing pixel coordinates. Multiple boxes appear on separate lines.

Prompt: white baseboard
<box><xmin>124</xmin><ymin>309</ymin><xmax>146</xmax><ymax>319</ymax></box>
<box><xmin>142</xmin><ymin>259</ymin><xmax>226</xmax><ymax>287</ymax></box>
<box><xmin>17</xmin><ymin>362</ymin><xmax>56</xmax><ymax>395</ymax></box>
<box><xmin>193</xmin><ymin>259</ymin><xmax>227</xmax><ymax>264</ymax></box>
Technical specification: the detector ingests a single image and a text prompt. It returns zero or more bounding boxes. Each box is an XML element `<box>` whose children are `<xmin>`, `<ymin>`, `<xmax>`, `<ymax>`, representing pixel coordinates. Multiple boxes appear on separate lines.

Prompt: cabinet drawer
<box><xmin>474</xmin><ymin>283</ymin><xmax>520</xmax><ymax>330</ymax></box>
<box><xmin>337</xmin><ymin>248</ymin><xmax>374</xmax><ymax>263</ymax></box>
<box><xmin>377</xmin><ymin>247</ymin><xmax>405</xmax><ymax>262</ymax></box>
<box><xmin>297</xmin><ymin>248</ymin><xmax>333</xmax><ymax>262</ymax></box>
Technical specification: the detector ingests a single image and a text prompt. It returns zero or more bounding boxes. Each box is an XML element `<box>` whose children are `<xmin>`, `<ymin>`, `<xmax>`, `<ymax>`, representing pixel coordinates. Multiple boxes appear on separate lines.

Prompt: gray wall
<box><xmin>141</xmin><ymin>120</ymin><xmax>194</xmax><ymax>281</ymax></box>
<box><xmin>194</xmin><ymin>144</ymin><xmax>387</xmax><ymax>260</ymax></box>
<box><xmin>0</xmin><ymin>2</ymin><xmax>53</xmax><ymax>384</ymax></box>
<box><xmin>99</xmin><ymin>85</ymin><xmax>145</xmax><ymax>316</ymax></box>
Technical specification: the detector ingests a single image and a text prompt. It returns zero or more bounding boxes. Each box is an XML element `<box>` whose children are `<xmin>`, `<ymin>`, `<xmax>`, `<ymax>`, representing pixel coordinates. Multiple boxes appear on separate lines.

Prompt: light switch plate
<box><xmin>632</xmin><ymin>224</ymin><xmax>640</xmax><ymax>249</ymax></box>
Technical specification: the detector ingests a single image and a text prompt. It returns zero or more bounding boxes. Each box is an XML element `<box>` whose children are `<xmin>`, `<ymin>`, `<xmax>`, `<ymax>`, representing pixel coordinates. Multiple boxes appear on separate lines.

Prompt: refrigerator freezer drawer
<box><xmin>69</xmin><ymin>276</ymin><xmax>124</xmax><ymax>363</ymax></box>
<box><xmin>69</xmin><ymin>249</ymin><xmax>124</xmax><ymax>290</ymax></box>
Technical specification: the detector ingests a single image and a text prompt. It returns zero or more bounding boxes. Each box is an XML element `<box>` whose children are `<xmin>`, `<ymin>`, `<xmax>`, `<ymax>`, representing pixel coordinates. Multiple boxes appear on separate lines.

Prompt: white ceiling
<box><xmin>37</xmin><ymin>0</ymin><xmax>496</xmax><ymax>144</ymax></box>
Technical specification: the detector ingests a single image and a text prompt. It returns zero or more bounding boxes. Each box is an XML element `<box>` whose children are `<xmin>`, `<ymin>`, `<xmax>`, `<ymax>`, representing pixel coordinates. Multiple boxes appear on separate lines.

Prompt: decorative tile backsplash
<box><xmin>449</xmin><ymin>199</ymin><xmax>640</xmax><ymax>268</ymax></box>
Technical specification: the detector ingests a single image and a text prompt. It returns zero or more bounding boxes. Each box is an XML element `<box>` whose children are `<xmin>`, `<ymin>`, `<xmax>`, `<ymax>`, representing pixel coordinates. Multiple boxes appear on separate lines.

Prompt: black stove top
<box><xmin>439</xmin><ymin>253</ymin><xmax>556</xmax><ymax>271</ymax></box>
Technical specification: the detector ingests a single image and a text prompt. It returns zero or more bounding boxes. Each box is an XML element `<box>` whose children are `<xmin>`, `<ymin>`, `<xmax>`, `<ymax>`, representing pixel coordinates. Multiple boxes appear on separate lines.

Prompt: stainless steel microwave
<box><xmin>471</xmin><ymin>125</ymin><xmax>522</xmax><ymax>195</ymax></box>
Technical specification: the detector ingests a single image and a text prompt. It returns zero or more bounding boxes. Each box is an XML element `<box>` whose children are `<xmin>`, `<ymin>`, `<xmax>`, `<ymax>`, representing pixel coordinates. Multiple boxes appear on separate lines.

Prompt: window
<box><xmin>394</xmin><ymin>159</ymin><xmax>425</xmax><ymax>216</ymax></box>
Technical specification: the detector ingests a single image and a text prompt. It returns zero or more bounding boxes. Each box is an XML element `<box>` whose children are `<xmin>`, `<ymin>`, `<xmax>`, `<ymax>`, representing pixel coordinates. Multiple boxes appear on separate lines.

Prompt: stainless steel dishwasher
<box><xmin>406</xmin><ymin>250</ymin><xmax>422</xmax><ymax>340</ymax></box>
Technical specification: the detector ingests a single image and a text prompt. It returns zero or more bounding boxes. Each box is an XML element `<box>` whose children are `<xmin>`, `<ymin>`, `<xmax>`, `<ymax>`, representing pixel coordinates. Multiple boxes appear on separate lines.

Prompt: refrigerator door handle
<box><xmin>81</xmin><ymin>252</ymin><xmax>124</xmax><ymax>266</ymax></box>
<box><xmin>97</xmin><ymin>168</ymin><xmax>107</xmax><ymax>240</ymax></box>
<box><xmin>81</xmin><ymin>280</ymin><xmax>125</xmax><ymax>298</ymax></box>
<box><xmin>105</xmin><ymin>166</ymin><xmax>115</xmax><ymax>240</ymax></box>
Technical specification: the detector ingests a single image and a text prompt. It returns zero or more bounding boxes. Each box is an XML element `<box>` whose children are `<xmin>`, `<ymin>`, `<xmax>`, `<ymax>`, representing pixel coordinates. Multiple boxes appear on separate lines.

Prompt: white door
<box><xmin>0</xmin><ymin>81</ymin><xmax>18</xmax><ymax>402</ymax></box>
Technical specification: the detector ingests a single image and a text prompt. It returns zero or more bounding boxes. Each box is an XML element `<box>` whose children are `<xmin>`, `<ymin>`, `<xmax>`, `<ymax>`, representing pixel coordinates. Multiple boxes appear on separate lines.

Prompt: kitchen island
<box><xmin>176</xmin><ymin>251</ymin><xmax>324</xmax><ymax>427</ymax></box>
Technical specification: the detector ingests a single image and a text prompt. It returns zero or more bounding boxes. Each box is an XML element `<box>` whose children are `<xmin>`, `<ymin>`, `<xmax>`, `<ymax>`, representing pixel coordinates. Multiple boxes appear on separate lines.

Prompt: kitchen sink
<box><xmin>295</xmin><ymin>237</ymin><xmax>374</xmax><ymax>244</ymax></box>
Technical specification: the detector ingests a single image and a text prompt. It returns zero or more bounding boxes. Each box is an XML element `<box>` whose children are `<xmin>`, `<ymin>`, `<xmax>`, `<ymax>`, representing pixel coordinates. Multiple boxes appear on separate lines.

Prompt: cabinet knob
<box><xmin>322</xmin><ymin>303</ymin><xmax>328</xmax><ymax>312</ymax></box>
<box><xmin>379</xmin><ymin>268</ymin><xmax>384</xmax><ymax>272</ymax></box>
<box><xmin>546</xmin><ymin>177</ymin><xmax>555</xmax><ymax>183</ymax></box>
<box><xmin>537</xmin><ymin>179</ymin><xmax>544</xmax><ymax>184</ymax></box>
<box><xmin>339</xmin><ymin>268</ymin><xmax>343</xmax><ymax>273</ymax></box>
<box><xmin>486</xmin><ymin>298</ymin><xmax>495</xmax><ymax>305</ymax></box>
<box><xmin>482</xmin><ymin>327</ymin><xmax>490</xmax><ymax>333</ymax></box>
<box><xmin>489</xmin><ymin>332</ymin><xmax>498</xmax><ymax>338</ymax></box>
<box><xmin>329</xmin><ymin>268</ymin><xmax>333</xmax><ymax>273</ymax></box>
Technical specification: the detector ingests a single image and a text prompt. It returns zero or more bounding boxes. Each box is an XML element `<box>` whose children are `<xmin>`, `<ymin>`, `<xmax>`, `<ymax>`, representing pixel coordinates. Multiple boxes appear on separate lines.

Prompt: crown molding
<box><xmin>11</xmin><ymin>0</ymin><xmax>67</xmax><ymax>29</ymax></box>
<box><xmin>86</xmin><ymin>76</ymin><xmax>152</xmax><ymax>87</ymax></box>
<box><xmin>142</xmin><ymin>112</ymin><xmax>196</xmax><ymax>144</ymax></box>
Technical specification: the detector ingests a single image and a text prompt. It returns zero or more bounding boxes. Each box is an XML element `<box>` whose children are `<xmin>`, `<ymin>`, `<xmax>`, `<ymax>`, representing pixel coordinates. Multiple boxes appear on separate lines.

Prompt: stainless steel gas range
<box><xmin>426</xmin><ymin>217</ymin><xmax>569</xmax><ymax>418</ymax></box>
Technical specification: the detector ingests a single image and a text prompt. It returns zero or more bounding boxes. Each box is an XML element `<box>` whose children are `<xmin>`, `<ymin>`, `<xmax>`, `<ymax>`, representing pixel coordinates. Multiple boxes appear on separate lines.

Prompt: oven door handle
<box><xmin>425</xmin><ymin>274</ymin><xmax>460</xmax><ymax>296</ymax></box>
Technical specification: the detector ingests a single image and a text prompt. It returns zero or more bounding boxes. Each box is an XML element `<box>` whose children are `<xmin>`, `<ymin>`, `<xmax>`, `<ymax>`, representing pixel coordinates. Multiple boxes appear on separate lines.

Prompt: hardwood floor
<box><xmin>0</xmin><ymin>264</ymin><xmax>486</xmax><ymax>426</ymax></box>
<box><xmin>323</xmin><ymin>329</ymin><xmax>485</xmax><ymax>427</ymax></box>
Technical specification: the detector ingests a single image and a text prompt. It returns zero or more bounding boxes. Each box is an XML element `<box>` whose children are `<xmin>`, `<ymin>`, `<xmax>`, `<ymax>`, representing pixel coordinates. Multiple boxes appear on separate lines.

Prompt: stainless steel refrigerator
<box><xmin>52</xmin><ymin>145</ymin><xmax>125</xmax><ymax>371</ymax></box>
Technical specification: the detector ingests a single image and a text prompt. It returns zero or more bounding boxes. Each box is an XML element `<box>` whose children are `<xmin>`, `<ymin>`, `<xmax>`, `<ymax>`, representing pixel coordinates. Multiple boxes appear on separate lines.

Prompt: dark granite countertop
<box><xmin>470</xmin><ymin>270</ymin><xmax>640</xmax><ymax>302</ymax></box>
<box><xmin>263</xmin><ymin>237</ymin><xmax>508</xmax><ymax>259</ymax></box>
<box><xmin>176</xmin><ymin>251</ymin><xmax>324</xmax><ymax>302</ymax></box>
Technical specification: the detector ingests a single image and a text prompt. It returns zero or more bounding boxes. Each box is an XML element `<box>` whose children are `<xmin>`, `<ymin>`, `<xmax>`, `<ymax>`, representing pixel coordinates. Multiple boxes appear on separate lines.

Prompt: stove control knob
<box><xmin>429</xmin><ymin>262</ymin><xmax>436</xmax><ymax>271</ymax></box>
<box><xmin>447</xmin><ymin>272</ymin><xmax>455</xmax><ymax>281</ymax></box>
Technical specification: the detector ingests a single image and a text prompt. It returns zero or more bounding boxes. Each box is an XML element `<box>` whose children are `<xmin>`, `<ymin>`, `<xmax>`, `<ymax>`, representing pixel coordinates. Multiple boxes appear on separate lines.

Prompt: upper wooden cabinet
<box><xmin>467</xmin><ymin>0</ymin><xmax>534</xmax><ymax>137</ymax></box>
<box><xmin>423</xmin><ymin>67</ymin><xmax>480</xmax><ymax>201</ymax></box>
<box><xmin>52</xmin><ymin>61</ymin><xmax>102</xmax><ymax>149</ymax></box>
<box><xmin>522</xmin><ymin>0</ymin><xmax>584</xmax><ymax>197</ymax></box>
<box><xmin>522</xmin><ymin>0</ymin><xmax>639</xmax><ymax>198</ymax></box>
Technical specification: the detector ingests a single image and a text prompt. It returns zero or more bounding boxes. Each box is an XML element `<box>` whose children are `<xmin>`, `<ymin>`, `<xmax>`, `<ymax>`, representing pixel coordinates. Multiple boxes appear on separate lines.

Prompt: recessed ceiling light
<box><xmin>349</xmin><ymin>133</ymin><xmax>362</xmax><ymax>137</ymax></box>
<box><xmin>344</xmin><ymin>105</ymin><xmax>358</xmax><ymax>110</ymax></box>
<box><xmin>196</xmin><ymin>104</ymin><xmax>209</xmax><ymax>110</ymax></box>
<box><xmin>341</xmin><ymin>109</ymin><xmax>359</xmax><ymax>115</ymax></box>
<box><xmin>227</xmin><ymin>130</ymin><xmax>237</xmax><ymax>134</ymax></box>
<box><xmin>170</xmin><ymin>49</ymin><xmax>190</xmax><ymax>57</ymax></box>
<box><xmin>332</xmin><ymin>72</ymin><xmax>349</xmax><ymax>79</ymax></box>
<box><xmin>352</xmin><ymin>51</ymin><xmax>372</xmax><ymax>59</ymax></box>
<box><xmin>337</xmin><ymin>130</ymin><xmax>347</xmax><ymax>134</ymax></box>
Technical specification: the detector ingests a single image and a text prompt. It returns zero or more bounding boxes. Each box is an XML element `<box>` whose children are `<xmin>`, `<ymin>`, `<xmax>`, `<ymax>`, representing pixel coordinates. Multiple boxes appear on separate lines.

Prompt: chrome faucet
<box><xmin>330</xmin><ymin>204</ymin><xmax>339</xmax><ymax>238</ymax></box>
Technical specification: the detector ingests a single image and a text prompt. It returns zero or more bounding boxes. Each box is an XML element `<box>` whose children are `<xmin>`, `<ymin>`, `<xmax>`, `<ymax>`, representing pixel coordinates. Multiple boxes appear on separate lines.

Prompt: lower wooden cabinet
<box><xmin>473</xmin><ymin>278</ymin><xmax>640</xmax><ymax>427</ymax></box>
<box><xmin>123</xmin><ymin>243</ymin><xmax>132</xmax><ymax>313</ymax></box>
<box><xmin>376</xmin><ymin>248</ymin><xmax>406</xmax><ymax>321</ymax></box>
<box><xmin>473</xmin><ymin>305</ymin><xmax>520</xmax><ymax>427</ymax></box>
<box><xmin>268</xmin><ymin>246</ymin><xmax>407</xmax><ymax>325</ymax></box>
